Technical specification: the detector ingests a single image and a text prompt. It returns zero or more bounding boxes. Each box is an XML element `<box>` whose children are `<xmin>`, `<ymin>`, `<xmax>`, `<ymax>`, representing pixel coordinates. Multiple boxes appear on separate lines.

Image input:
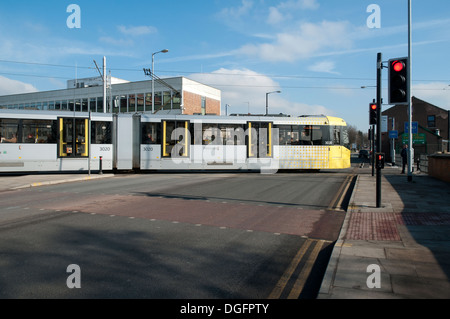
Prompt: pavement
<box><xmin>0</xmin><ymin>166</ymin><xmax>449</xmax><ymax>299</ymax></box>
<box><xmin>318</xmin><ymin>164</ymin><xmax>450</xmax><ymax>299</ymax></box>
<box><xmin>0</xmin><ymin>172</ymin><xmax>114</xmax><ymax>192</ymax></box>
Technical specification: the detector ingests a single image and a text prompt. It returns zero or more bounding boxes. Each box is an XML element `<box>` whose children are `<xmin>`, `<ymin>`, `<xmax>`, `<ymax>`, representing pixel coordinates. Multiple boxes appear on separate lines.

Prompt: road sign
<box><xmin>389</xmin><ymin>130</ymin><xmax>398</xmax><ymax>139</ymax></box>
<box><xmin>404</xmin><ymin>121</ymin><xmax>418</xmax><ymax>134</ymax></box>
<box><xmin>381</xmin><ymin>116</ymin><xmax>388</xmax><ymax>133</ymax></box>
<box><xmin>402</xmin><ymin>133</ymin><xmax>426</xmax><ymax>145</ymax></box>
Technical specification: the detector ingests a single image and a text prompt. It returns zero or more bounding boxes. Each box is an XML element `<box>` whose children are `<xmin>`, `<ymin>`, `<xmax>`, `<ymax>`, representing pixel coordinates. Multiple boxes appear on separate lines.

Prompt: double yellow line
<box><xmin>268</xmin><ymin>239</ymin><xmax>326</xmax><ymax>299</ymax></box>
<box><xmin>327</xmin><ymin>173</ymin><xmax>355</xmax><ymax>211</ymax></box>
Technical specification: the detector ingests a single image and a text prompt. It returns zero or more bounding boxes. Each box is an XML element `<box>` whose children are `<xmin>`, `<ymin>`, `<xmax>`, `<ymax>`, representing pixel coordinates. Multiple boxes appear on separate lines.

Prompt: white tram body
<box><xmin>0</xmin><ymin>110</ymin><xmax>350</xmax><ymax>173</ymax></box>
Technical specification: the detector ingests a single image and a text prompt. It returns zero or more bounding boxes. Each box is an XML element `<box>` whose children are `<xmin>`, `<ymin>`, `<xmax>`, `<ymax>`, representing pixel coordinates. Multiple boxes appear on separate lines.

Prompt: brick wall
<box><xmin>382</xmin><ymin>97</ymin><xmax>449</xmax><ymax>161</ymax></box>
<box><xmin>183</xmin><ymin>91</ymin><xmax>221</xmax><ymax>115</ymax></box>
<box><xmin>428</xmin><ymin>154</ymin><xmax>450</xmax><ymax>183</ymax></box>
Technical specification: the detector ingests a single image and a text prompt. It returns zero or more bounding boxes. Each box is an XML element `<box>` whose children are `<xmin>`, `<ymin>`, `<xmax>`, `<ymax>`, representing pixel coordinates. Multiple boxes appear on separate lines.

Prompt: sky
<box><xmin>0</xmin><ymin>0</ymin><xmax>449</xmax><ymax>133</ymax></box>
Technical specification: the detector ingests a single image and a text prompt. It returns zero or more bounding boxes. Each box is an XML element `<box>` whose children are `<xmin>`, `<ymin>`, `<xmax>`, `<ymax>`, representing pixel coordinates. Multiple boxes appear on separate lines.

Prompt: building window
<box><xmin>82</xmin><ymin>99</ymin><xmax>88</xmax><ymax>112</ymax></box>
<box><xmin>201</xmin><ymin>96</ymin><xmax>206</xmax><ymax>115</ymax></box>
<box><xmin>128</xmin><ymin>94</ymin><xmax>136</xmax><ymax>112</ymax></box>
<box><xmin>120</xmin><ymin>95</ymin><xmax>127</xmax><ymax>113</ymax></box>
<box><xmin>137</xmin><ymin>94</ymin><xmax>144</xmax><ymax>112</ymax></box>
<box><xmin>145</xmin><ymin>93</ymin><xmax>152</xmax><ymax>111</ymax></box>
<box><xmin>427</xmin><ymin>115</ymin><xmax>436</xmax><ymax>128</ymax></box>
<box><xmin>163</xmin><ymin>91</ymin><xmax>171</xmax><ymax>110</ymax></box>
<box><xmin>89</xmin><ymin>98</ymin><xmax>96</xmax><ymax>112</ymax></box>
<box><xmin>173</xmin><ymin>92</ymin><xmax>181</xmax><ymax>109</ymax></box>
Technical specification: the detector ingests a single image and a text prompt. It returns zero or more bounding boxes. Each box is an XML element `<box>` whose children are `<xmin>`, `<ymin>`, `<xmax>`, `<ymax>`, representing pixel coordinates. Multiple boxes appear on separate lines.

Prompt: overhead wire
<box><xmin>0</xmin><ymin>58</ymin><xmax>448</xmax><ymax>89</ymax></box>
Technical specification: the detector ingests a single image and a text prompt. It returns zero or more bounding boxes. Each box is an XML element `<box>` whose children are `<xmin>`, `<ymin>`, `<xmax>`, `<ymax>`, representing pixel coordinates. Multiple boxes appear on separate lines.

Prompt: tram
<box><xmin>0</xmin><ymin>109</ymin><xmax>351</xmax><ymax>173</ymax></box>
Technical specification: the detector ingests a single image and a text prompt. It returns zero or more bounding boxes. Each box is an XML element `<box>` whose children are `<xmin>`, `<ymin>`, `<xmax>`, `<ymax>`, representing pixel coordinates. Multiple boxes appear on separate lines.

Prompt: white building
<box><xmin>0</xmin><ymin>76</ymin><xmax>222</xmax><ymax>116</ymax></box>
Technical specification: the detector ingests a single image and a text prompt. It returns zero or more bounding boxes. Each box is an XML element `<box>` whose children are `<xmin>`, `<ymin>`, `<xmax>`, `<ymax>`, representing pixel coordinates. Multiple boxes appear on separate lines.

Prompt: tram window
<box><xmin>22</xmin><ymin>120</ymin><xmax>57</xmax><ymax>144</ymax></box>
<box><xmin>332</xmin><ymin>126</ymin><xmax>341</xmax><ymax>145</ymax></box>
<box><xmin>141</xmin><ymin>122</ymin><xmax>159</xmax><ymax>144</ymax></box>
<box><xmin>342</xmin><ymin>126</ymin><xmax>350</xmax><ymax>148</ymax></box>
<box><xmin>91</xmin><ymin>121</ymin><xmax>112</xmax><ymax>144</ymax></box>
<box><xmin>277</xmin><ymin>125</ymin><xmax>292</xmax><ymax>145</ymax></box>
<box><xmin>0</xmin><ymin>119</ymin><xmax>19</xmax><ymax>143</ymax></box>
<box><xmin>162</xmin><ymin>120</ymin><xmax>189</xmax><ymax>157</ymax></box>
<box><xmin>219</xmin><ymin>124</ymin><xmax>245</xmax><ymax>145</ymax></box>
<box><xmin>202</xmin><ymin>124</ymin><xmax>220</xmax><ymax>145</ymax></box>
<box><xmin>59</xmin><ymin>118</ymin><xmax>89</xmax><ymax>157</ymax></box>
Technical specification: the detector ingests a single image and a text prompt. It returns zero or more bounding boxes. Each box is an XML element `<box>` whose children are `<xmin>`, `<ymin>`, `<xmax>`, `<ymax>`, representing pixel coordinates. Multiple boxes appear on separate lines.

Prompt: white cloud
<box><xmin>218</xmin><ymin>0</ymin><xmax>253</xmax><ymax>20</ymax></box>
<box><xmin>267</xmin><ymin>7</ymin><xmax>284</xmax><ymax>25</ymax></box>
<box><xmin>308</xmin><ymin>61</ymin><xmax>339</xmax><ymax>74</ymax></box>
<box><xmin>189</xmin><ymin>68</ymin><xmax>334</xmax><ymax>116</ymax></box>
<box><xmin>117</xmin><ymin>25</ymin><xmax>157</xmax><ymax>36</ymax></box>
<box><xmin>0</xmin><ymin>76</ymin><xmax>37</xmax><ymax>95</ymax></box>
<box><xmin>99</xmin><ymin>36</ymin><xmax>134</xmax><ymax>47</ymax></box>
<box><xmin>238</xmin><ymin>21</ymin><xmax>353</xmax><ymax>62</ymax></box>
<box><xmin>278</xmin><ymin>0</ymin><xmax>320</xmax><ymax>10</ymax></box>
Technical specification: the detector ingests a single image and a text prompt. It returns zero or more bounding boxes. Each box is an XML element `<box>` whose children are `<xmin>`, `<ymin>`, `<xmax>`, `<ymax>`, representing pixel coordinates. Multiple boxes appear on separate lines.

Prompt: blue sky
<box><xmin>0</xmin><ymin>0</ymin><xmax>449</xmax><ymax>132</ymax></box>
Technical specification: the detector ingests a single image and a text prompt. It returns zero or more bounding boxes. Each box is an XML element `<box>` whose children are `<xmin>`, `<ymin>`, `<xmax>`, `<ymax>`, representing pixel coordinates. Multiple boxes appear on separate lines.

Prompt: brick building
<box><xmin>0</xmin><ymin>76</ymin><xmax>221</xmax><ymax>116</ymax></box>
<box><xmin>382</xmin><ymin>96</ymin><xmax>449</xmax><ymax>163</ymax></box>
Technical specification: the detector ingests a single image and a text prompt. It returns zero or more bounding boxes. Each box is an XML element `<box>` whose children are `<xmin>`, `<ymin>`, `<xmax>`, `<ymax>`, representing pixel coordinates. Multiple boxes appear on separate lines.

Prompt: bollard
<box><xmin>99</xmin><ymin>156</ymin><xmax>103</xmax><ymax>175</ymax></box>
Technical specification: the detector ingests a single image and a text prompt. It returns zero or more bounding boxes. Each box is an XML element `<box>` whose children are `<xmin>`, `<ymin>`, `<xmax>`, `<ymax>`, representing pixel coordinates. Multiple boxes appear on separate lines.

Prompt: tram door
<box><xmin>59</xmin><ymin>118</ymin><xmax>88</xmax><ymax>157</ymax></box>
<box><xmin>162</xmin><ymin>120</ymin><xmax>190</xmax><ymax>158</ymax></box>
<box><xmin>247</xmin><ymin>122</ymin><xmax>273</xmax><ymax>158</ymax></box>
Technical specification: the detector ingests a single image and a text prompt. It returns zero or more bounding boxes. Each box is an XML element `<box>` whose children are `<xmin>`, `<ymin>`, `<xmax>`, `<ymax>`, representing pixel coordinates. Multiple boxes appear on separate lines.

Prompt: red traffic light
<box><xmin>392</xmin><ymin>60</ymin><xmax>405</xmax><ymax>72</ymax></box>
<box><xmin>370</xmin><ymin>103</ymin><xmax>377</xmax><ymax>110</ymax></box>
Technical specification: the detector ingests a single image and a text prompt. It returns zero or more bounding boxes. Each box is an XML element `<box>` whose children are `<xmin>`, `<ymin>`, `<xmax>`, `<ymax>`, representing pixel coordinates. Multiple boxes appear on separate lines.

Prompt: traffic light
<box><xmin>376</xmin><ymin>152</ymin><xmax>385</xmax><ymax>169</ymax></box>
<box><xmin>388</xmin><ymin>57</ymin><xmax>408</xmax><ymax>104</ymax></box>
<box><xmin>369</xmin><ymin>103</ymin><xmax>377</xmax><ymax>125</ymax></box>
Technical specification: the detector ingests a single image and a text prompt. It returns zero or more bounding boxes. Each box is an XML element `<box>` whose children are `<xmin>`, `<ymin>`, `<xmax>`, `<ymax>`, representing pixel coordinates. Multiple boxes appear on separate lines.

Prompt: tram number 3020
<box><xmin>99</xmin><ymin>147</ymin><xmax>111</xmax><ymax>152</ymax></box>
<box><xmin>143</xmin><ymin>146</ymin><xmax>153</xmax><ymax>152</ymax></box>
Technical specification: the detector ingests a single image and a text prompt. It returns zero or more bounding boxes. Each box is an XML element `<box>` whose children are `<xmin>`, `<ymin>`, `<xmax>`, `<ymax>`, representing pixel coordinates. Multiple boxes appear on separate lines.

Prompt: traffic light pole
<box><xmin>376</xmin><ymin>53</ymin><xmax>382</xmax><ymax>208</ymax></box>
<box><xmin>407</xmin><ymin>0</ymin><xmax>413</xmax><ymax>182</ymax></box>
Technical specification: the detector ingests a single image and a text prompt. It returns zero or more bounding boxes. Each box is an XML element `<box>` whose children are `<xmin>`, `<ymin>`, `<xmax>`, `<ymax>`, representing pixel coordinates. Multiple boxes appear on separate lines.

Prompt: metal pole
<box><xmin>152</xmin><ymin>53</ymin><xmax>155</xmax><ymax>114</ymax></box>
<box><xmin>407</xmin><ymin>0</ymin><xmax>413</xmax><ymax>182</ymax></box>
<box><xmin>391</xmin><ymin>117</ymin><xmax>396</xmax><ymax>165</ymax></box>
<box><xmin>103</xmin><ymin>56</ymin><xmax>107</xmax><ymax>113</ymax></box>
<box><xmin>376</xmin><ymin>52</ymin><xmax>382</xmax><ymax>208</ymax></box>
<box><xmin>371</xmin><ymin>125</ymin><xmax>375</xmax><ymax>176</ymax></box>
<box><xmin>265</xmin><ymin>93</ymin><xmax>268</xmax><ymax>116</ymax></box>
<box><xmin>88</xmin><ymin>110</ymin><xmax>91</xmax><ymax>176</ymax></box>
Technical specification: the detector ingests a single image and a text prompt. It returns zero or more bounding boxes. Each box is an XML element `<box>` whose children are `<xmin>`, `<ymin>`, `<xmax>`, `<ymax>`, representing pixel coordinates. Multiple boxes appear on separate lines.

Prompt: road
<box><xmin>0</xmin><ymin>169</ymin><xmax>354</xmax><ymax>299</ymax></box>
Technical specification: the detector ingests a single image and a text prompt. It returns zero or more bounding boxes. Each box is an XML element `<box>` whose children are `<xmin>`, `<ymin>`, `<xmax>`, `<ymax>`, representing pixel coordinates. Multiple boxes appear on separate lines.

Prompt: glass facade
<box><xmin>0</xmin><ymin>90</ymin><xmax>181</xmax><ymax>114</ymax></box>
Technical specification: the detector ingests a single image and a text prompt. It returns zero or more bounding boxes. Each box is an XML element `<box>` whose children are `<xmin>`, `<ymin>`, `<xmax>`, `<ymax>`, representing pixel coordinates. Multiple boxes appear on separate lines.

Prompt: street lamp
<box><xmin>265</xmin><ymin>91</ymin><xmax>281</xmax><ymax>116</ymax></box>
<box><xmin>152</xmin><ymin>49</ymin><xmax>169</xmax><ymax>113</ymax></box>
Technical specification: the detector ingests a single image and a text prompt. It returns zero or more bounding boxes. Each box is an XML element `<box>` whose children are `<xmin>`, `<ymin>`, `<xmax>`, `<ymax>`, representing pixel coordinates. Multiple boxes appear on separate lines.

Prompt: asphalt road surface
<box><xmin>0</xmin><ymin>170</ymin><xmax>352</xmax><ymax>299</ymax></box>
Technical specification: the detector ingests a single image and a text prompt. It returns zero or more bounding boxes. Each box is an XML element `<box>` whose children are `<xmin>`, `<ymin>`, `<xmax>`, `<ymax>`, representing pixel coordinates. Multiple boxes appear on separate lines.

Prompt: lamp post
<box><xmin>266</xmin><ymin>91</ymin><xmax>281</xmax><ymax>116</ymax></box>
<box><xmin>152</xmin><ymin>49</ymin><xmax>169</xmax><ymax>113</ymax></box>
